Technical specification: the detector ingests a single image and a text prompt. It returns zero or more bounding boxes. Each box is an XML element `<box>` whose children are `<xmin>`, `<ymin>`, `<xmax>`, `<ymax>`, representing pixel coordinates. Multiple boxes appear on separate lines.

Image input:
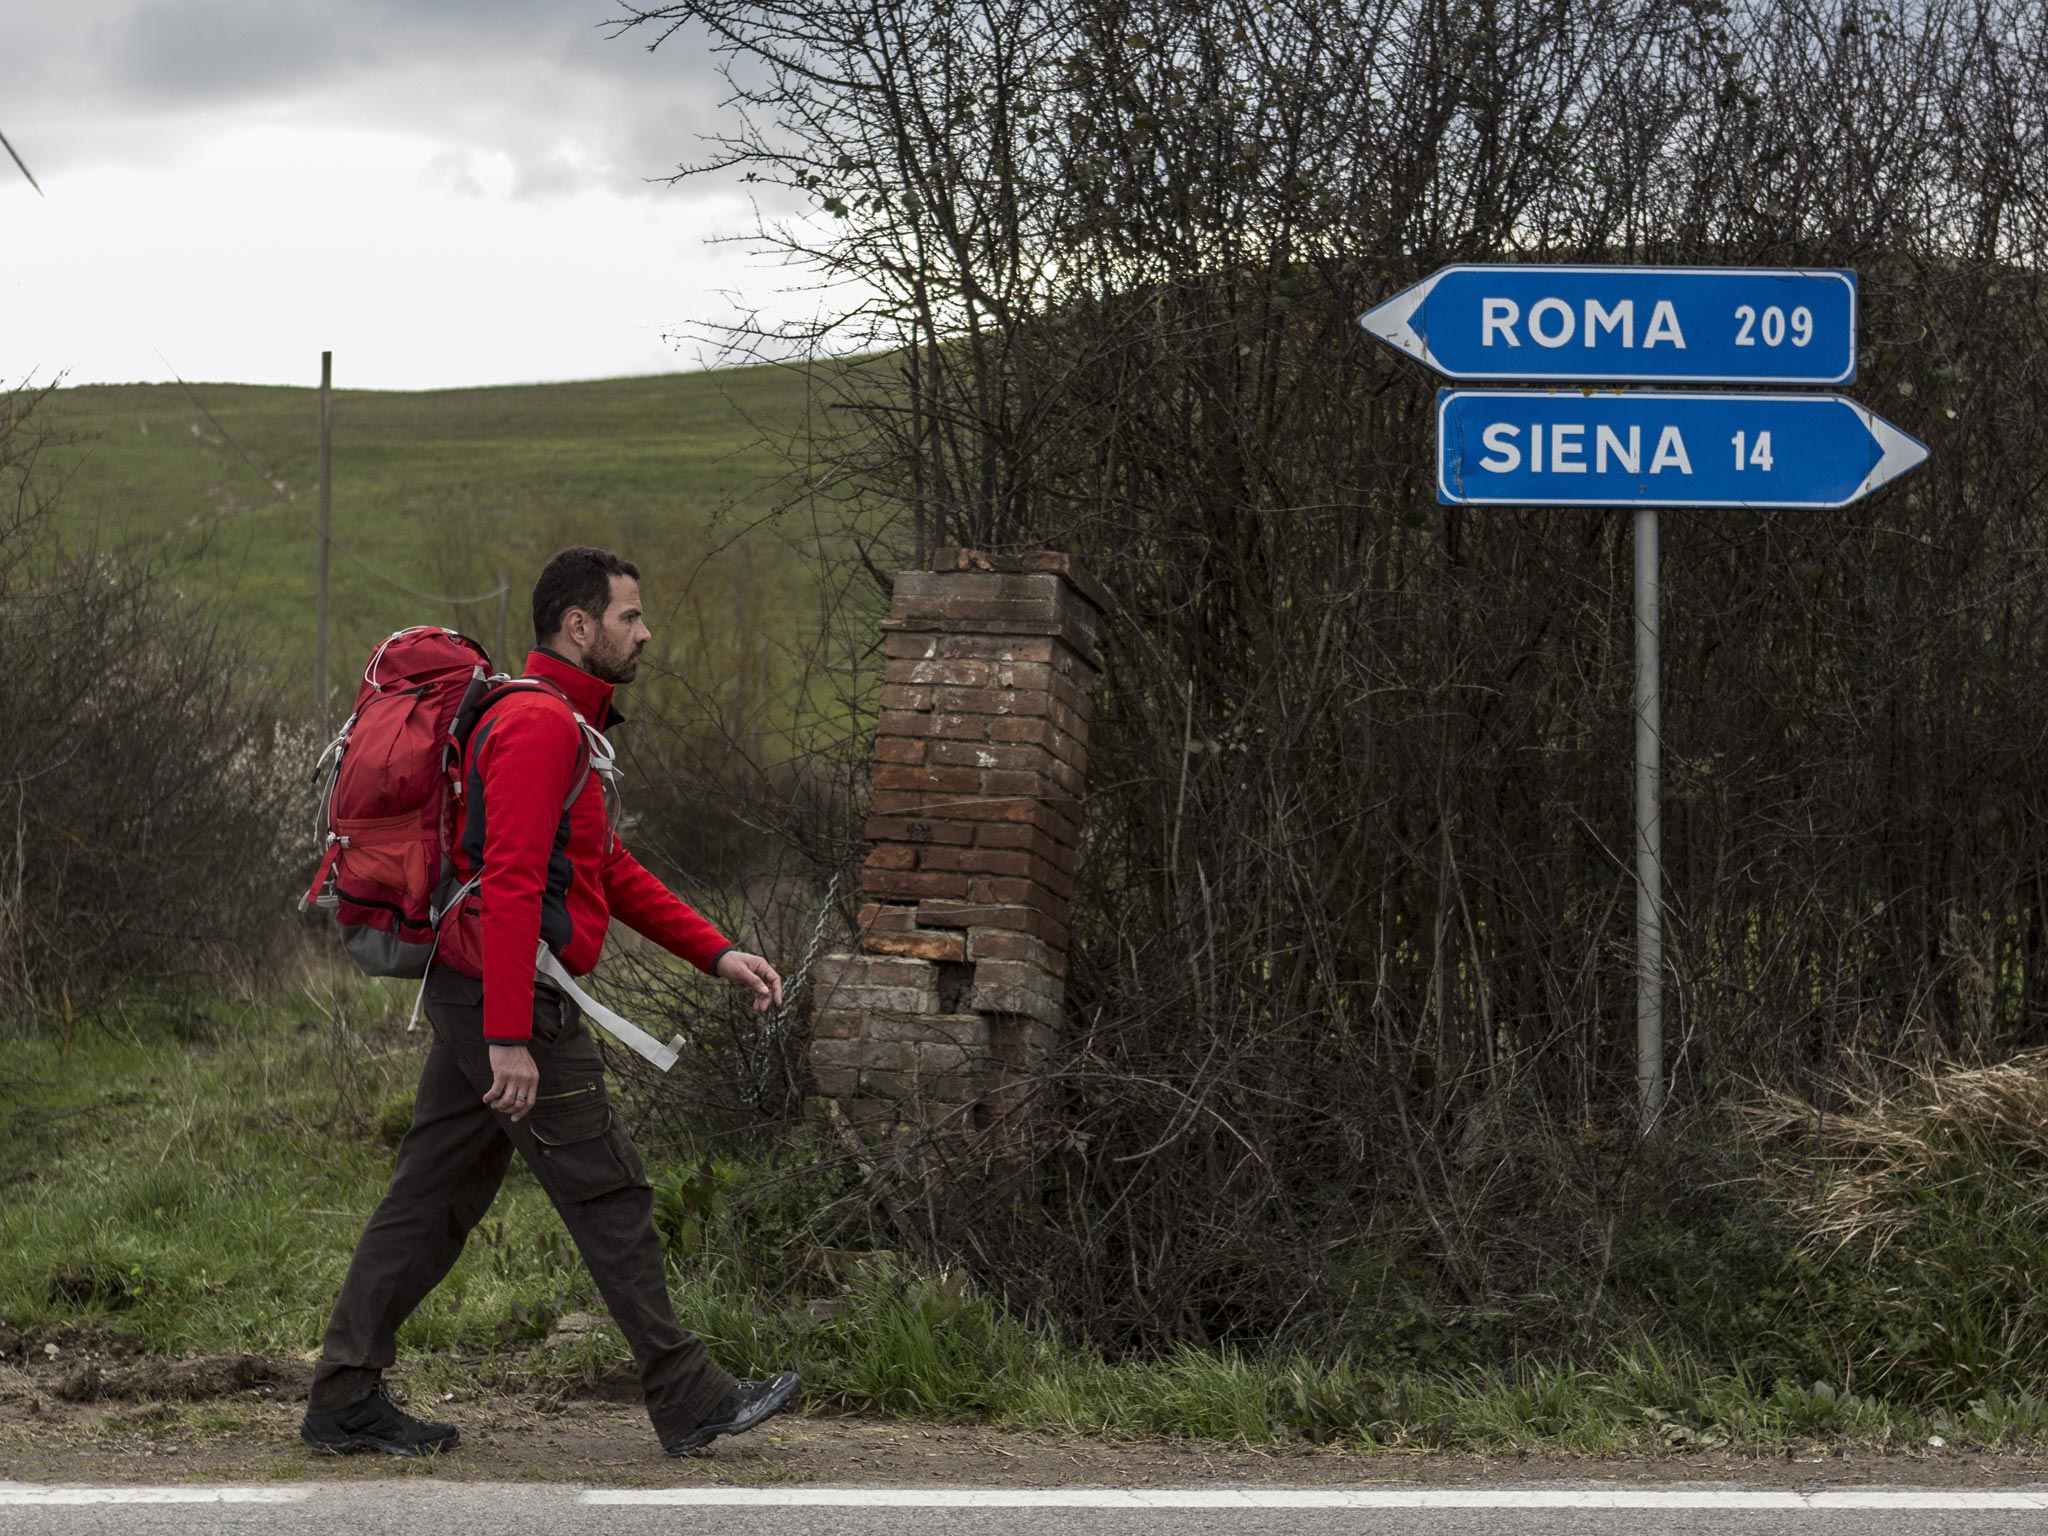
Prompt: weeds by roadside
<box><xmin>5</xmin><ymin>961</ymin><xmax>2048</xmax><ymax>1455</ymax></box>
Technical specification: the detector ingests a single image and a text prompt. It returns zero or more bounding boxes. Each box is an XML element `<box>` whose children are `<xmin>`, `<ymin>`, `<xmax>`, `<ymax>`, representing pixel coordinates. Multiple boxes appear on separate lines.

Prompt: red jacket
<box><xmin>437</xmin><ymin>648</ymin><xmax>731</xmax><ymax>1042</ymax></box>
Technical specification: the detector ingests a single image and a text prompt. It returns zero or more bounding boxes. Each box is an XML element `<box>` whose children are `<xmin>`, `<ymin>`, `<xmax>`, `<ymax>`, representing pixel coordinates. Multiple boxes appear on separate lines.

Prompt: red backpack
<box><xmin>301</xmin><ymin>627</ymin><xmax>586</xmax><ymax>978</ymax></box>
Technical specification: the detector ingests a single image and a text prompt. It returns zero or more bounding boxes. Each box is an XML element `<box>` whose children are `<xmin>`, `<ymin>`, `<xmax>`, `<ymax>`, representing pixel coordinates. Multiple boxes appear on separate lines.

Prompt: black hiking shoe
<box><xmin>665</xmin><ymin>1371</ymin><xmax>802</xmax><ymax>1454</ymax></box>
<box><xmin>300</xmin><ymin>1384</ymin><xmax>460</xmax><ymax>1457</ymax></box>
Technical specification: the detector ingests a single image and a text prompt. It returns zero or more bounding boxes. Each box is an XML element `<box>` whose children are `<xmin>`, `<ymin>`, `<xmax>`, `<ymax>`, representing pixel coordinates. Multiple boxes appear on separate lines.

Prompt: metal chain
<box><xmin>749</xmin><ymin>869</ymin><xmax>842</xmax><ymax>1107</ymax></box>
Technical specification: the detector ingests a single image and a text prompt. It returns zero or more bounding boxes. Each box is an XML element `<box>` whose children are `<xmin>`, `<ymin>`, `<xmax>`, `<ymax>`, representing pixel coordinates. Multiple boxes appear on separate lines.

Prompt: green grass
<box><xmin>1</xmin><ymin>967</ymin><xmax>2036</xmax><ymax>1452</ymax></box>
<box><xmin>34</xmin><ymin>365</ymin><xmax>860</xmax><ymax>716</ymax></box>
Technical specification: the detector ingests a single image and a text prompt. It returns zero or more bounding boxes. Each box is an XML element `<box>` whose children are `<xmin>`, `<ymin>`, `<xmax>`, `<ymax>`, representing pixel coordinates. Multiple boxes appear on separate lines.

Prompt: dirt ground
<box><xmin>3</xmin><ymin>1331</ymin><xmax>2046</xmax><ymax>1490</ymax></box>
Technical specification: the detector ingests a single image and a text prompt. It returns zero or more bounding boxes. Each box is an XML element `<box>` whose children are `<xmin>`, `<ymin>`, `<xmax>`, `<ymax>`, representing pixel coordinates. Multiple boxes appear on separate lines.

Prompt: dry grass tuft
<box><xmin>1745</xmin><ymin>1052</ymin><xmax>2048</xmax><ymax>1259</ymax></box>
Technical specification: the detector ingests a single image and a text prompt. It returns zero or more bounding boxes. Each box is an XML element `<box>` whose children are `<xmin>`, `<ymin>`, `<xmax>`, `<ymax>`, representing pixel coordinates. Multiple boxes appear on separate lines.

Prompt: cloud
<box><xmin>419</xmin><ymin>148</ymin><xmax>484</xmax><ymax>197</ymax></box>
<box><xmin>1</xmin><ymin>0</ymin><xmax>733</xmax><ymax>196</ymax></box>
<box><xmin>110</xmin><ymin>0</ymin><xmax>365</xmax><ymax>105</ymax></box>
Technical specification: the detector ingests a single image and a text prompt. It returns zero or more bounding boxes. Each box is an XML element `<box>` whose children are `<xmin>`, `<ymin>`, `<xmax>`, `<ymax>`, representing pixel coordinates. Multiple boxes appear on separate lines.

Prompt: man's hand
<box><xmin>716</xmin><ymin>950</ymin><xmax>784</xmax><ymax>1013</ymax></box>
<box><xmin>484</xmin><ymin>1043</ymin><xmax>541</xmax><ymax>1122</ymax></box>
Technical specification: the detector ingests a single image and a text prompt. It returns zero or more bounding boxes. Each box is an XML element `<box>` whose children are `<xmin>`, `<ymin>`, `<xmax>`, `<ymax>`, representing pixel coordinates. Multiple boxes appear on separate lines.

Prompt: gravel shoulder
<box><xmin>3</xmin><ymin>1343</ymin><xmax>2045</xmax><ymax>1490</ymax></box>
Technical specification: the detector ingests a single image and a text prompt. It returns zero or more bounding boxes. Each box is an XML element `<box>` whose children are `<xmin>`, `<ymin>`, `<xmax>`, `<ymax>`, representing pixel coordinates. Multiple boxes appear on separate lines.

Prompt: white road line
<box><xmin>583</xmin><ymin>1487</ymin><xmax>2048</xmax><ymax>1511</ymax></box>
<box><xmin>0</xmin><ymin>1486</ymin><xmax>308</xmax><ymax>1505</ymax></box>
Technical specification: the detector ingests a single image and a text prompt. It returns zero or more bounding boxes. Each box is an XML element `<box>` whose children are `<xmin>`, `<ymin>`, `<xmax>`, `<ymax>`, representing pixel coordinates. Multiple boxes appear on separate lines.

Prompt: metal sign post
<box><xmin>1634</xmin><ymin>507</ymin><xmax>1662</xmax><ymax>1128</ymax></box>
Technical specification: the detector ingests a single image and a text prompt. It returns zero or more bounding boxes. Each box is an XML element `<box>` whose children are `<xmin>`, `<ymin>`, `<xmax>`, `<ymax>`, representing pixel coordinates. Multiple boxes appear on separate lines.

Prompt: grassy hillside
<box><xmin>37</xmin><ymin>366</ymin><xmax>841</xmax><ymax>713</ymax></box>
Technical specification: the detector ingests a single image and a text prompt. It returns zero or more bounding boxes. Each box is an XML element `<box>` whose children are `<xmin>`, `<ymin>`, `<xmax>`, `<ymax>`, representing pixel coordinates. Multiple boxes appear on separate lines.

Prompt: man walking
<box><xmin>301</xmin><ymin>547</ymin><xmax>800</xmax><ymax>1458</ymax></box>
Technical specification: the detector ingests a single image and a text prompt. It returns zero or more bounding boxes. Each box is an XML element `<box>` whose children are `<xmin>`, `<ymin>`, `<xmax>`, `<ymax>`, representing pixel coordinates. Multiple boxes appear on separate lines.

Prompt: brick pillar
<box><xmin>810</xmin><ymin>549</ymin><xmax>1106</xmax><ymax>1130</ymax></box>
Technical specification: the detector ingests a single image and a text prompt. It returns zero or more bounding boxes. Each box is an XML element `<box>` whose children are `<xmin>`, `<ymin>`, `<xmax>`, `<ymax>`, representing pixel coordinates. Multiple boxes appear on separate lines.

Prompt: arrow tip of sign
<box><xmin>1856</xmin><ymin>413</ymin><xmax>1931</xmax><ymax>501</ymax></box>
<box><xmin>1358</xmin><ymin>270</ymin><xmax>1443</xmax><ymax>364</ymax></box>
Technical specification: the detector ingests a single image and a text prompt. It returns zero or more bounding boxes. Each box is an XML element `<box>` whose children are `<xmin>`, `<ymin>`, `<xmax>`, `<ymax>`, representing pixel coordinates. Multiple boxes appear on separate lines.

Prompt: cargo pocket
<box><xmin>526</xmin><ymin>1094</ymin><xmax>646</xmax><ymax>1201</ymax></box>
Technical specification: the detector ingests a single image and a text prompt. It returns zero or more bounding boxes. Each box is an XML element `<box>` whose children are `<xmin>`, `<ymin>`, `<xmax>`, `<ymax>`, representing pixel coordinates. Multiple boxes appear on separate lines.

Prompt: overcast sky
<box><xmin>1</xmin><ymin>0</ymin><xmax>829</xmax><ymax>390</ymax></box>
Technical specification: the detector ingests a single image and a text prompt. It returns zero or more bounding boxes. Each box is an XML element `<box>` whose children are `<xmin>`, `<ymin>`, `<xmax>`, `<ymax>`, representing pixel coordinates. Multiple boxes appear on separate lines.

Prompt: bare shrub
<box><xmin>0</xmin><ymin>385</ymin><xmax>303</xmax><ymax>1033</ymax></box>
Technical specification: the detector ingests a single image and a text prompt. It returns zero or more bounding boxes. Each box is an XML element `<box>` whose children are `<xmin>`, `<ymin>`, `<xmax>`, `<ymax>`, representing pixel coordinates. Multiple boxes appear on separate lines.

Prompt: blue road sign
<box><xmin>1362</xmin><ymin>266</ymin><xmax>1856</xmax><ymax>385</ymax></box>
<box><xmin>1437</xmin><ymin>390</ymin><xmax>1927</xmax><ymax>508</ymax></box>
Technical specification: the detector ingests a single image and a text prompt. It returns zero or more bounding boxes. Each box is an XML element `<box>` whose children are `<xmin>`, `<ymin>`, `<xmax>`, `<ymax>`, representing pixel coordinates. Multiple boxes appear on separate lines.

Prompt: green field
<box><xmin>37</xmin><ymin>365</ymin><xmax>842</xmax><ymax>712</ymax></box>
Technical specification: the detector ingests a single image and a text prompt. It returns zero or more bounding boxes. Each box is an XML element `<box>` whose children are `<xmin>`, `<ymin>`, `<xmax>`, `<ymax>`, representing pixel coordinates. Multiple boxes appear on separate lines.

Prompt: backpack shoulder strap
<box><xmin>456</xmin><ymin>676</ymin><xmax>593</xmax><ymax>813</ymax></box>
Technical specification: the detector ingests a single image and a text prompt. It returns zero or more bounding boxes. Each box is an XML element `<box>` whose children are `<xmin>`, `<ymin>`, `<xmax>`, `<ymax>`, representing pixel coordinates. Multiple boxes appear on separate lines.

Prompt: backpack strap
<box><xmin>457</xmin><ymin>675</ymin><xmax>596</xmax><ymax>815</ymax></box>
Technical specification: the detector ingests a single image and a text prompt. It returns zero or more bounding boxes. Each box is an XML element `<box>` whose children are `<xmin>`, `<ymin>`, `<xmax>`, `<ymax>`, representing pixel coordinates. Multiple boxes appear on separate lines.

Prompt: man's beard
<box><xmin>585</xmin><ymin>638</ymin><xmax>642</xmax><ymax>685</ymax></box>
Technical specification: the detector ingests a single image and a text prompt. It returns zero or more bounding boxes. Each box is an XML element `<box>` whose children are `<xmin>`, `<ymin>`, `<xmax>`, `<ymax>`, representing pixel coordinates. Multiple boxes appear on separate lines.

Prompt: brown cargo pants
<box><xmin>307</xmin><ymin>965</ymin><xmax>737</xmax><ymax>1445</ymax></box>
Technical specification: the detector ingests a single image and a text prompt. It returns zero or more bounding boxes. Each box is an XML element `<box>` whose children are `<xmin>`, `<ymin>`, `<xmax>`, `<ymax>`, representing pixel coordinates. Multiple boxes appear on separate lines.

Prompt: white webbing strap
<box><xmin>405</xmin><ymin>875</ymin><xmax>483</xmax><ymax>1032</ymax></box>
<box><xmin>535</xmin><ymin>943</ymin><xmax>684</xmax><ymax>1073</ymax></box>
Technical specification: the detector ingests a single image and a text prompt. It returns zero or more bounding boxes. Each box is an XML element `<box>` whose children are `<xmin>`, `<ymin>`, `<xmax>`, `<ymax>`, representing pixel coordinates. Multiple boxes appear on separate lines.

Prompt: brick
<box><xmin>841</xmin><ymin>956</ymin><xmax>939</xmax><ymax>989</ymax></box>
<box><xmin>863</xmin><ymin>844</ymin><xmax>918</xmax><ymax>871</ymax></box>
<box><xmin>1034</xmin><ymin>859</ymin><xmax>1075</xmax><ymax>901</ymax></box>
<box><xmin>872</xmin><ymin>764</ymin><xmax>981</xmax><ymax>795</ymax></box>
<box><xmin>932</xmin><ymin>712</ymin><xmax>989</xmax><ymax>740</ymax></box>
<box><xmin>868</xmin><ymin>790</ymin><xmax>925</xmax><ymax>816</ymax></box>
<box><xmin>855</xmin><ymin>904</ymin><xmax>919</xmax><ymax>934</ymax></box>
<box><xmin>987</xmin><ymin>716</ymin><xmax>1089</xmax><ymax>772</ymax></box>
<box><xmin>912</xmin><ymin>1054</ymin><xmax>987</xmax><ymax>1101</ymax></box>
<box><xmin>973</xmin><ymin>959</ymin><xmax>1064</xmax><ymax>999</ymax></box>
<box><xmin>969</xmin><ymin>877</ymin><xmax>1068</xmax><ymax>921</ymax></box>
<box><xmin>865</xmin><ymin>816</ymin><xmax>976</xmax><ymax>846</ymax></box>
<box><xmin>974</xmin><ymin>823</ymin><xmax>1076</xmax><ymax>873</ymax></box>
<box><xmin>1050</xmin><ymin>672</ymin><xmax>1094</xmax><ymax>719</ymax></box>
<box><xmin>1040</xmin><ymin>798</ymin><xmax>1089</xmax><ymax>835</ymax></box>
<box><xmin>861</xmin><ymin>929</ymin><xmax>967</xmax><ymax>963</ymax></box>
<box><xmin>876</xmin><ymin>711</ymin><xmax>932</xmax><ymax>738</ymax></box>
<box><xmin>932</xmin><ymin>548</ymin><xmax>1110</xmax><ymax>608</ymax></box>
<box><xmin>858</xmin><ymin>1041</ymin><xmax>912</xmax><ymax>1076</ymax></box>
<box><xmin>872</xmin><ymin>736</ymin><xmax>927</xmax><ymax>765</ymax></box>
<box><xmin>979</xmin><ymin>769</ymin><xmax>1050</xmax><ymax>800</ymax></box>
<box><xmin>920</xmin><ymin>845</ymin><xmax>1031</xmax><ymax>879</ymax></box>
<box><xmin>810</xmin><ymin>1037</ymin><xmax>865</xmax><ymax>1070</ymax></box>
<box><xmin>1047</xmin><ymin>696</ymin><xmax>1088</xmax><ymax>740</ymax></box>
<box><xmin>885</xmin><ymin>616</ymin><xmax>1071</xmax><ymax>642</ymax></box>
<box><xmin>941</xmin><ymin>845</ymin><xmax>1071</xmax><ymax>898</ymax></box>
<box><xmin>890</xmin><ymin>569</ymin><xmax>1009</xmax><ymax>608</ymax></box>
<box><xmin>809</xmin><ymin>1009</ymin><xmax>863</xmax><ymax>1040</ymax></box>
<box><xmin>883</xmin><ymin>632</ymin><xmax>1060</xmax><ymax>664</ymax></box>
<box><xmin>970</xmin><ymin>980</ymin><xmax>1064</xmax><ymax>1027</ymax></box>
<box><xmin>929</xmin><ymin>740</ymin><xmax>1047</xmax><ymax>773</ymax></box>
<box><xmin>931</xmin><ymin>797</ymin><xmax>1079</xmax><ymax>845</ymax></box>
<box><xmin>996</xmin><ymin>572</ymin><xmax>1064</xmax><ymax>602</ymax></box>
<box><xmin>988</xmin><ymin>1016</ymin><xmax>1063</xmax><ymax>1065</ymax></box>
<box><xmin>863</xmin><ymin>1012</ymin><xmax>987</xmax><ymax>1048</ymax></box>
<box><xmin>879</xmin><ymin>684</ymin><xmax>932</xmax><ymax>712</ymax></box>
<box><xmin>858</xmin><ymin>1067</ymin><xmax>915</xmax><ymax>1099</ymax></box>
<box><xmin>883</xmin><ymin>632</ymin><xmax>941</xmax><ymax>660</ymax></box>
<box><xmin>933</xmin><ymin>597</ymin><xmax>1060</xmax><ymax>626</ymax></box>
<box><xmin>821</xmin><ymin>982</ymin><xmax>937</xmax><ymax>1015</ymax></box>
<box><xmin>989</xmin><ymin>662</ymin><xmax>1055</xmax><ymax>692</ymax></box>
<box><xmin>887</xmin><ymin>657</ymin><xmax>998</xmax><ymax>688</ymax></box>
<box><xmin>863</xmin><ymin>869</ymin><xmax>973</xmax><ymax>901</ymax></box>
<box><xmin>911</xmin><ymin>902</ymin><xmax>1070</xmax><ymax>951</ymax></box>
<box><xmin>835</xmin><ymin>1096</ymin><xmax>912</xmax><ymax>1129</ymax></box>
<box><xmin>935</xmin><ymin>686</ymin><xmax>1051</xmax><ymax>718</ymax></box>
<box><xmin>1050</xmin><ymin>642</ymin><xmax>1098</xmax><ymax>676</ymax></box>
<box><xmin>812</xmin><ymin>1065</ymin><xmax>858</xmax><ymax>1097</ymax></box>
<box><xmin>970</xmin><ymin>925</ymin><xmax>1073</xmax><ymax>974</ymax></box>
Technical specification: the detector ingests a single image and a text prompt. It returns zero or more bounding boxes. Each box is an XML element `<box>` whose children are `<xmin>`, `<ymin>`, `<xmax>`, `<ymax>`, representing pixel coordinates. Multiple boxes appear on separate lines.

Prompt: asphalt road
<box><xmin>10</xmin><ymin>1482</ymin><xmax>2048</xmax><ymax>1535</ymax></box>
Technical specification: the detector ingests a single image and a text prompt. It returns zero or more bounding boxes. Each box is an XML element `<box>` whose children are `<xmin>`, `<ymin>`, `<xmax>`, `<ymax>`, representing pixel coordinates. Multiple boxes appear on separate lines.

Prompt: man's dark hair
<box><xmin>532</xmin><ymin>547</ymin><xmax>640</xmax><ymax>644</ymax></box>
